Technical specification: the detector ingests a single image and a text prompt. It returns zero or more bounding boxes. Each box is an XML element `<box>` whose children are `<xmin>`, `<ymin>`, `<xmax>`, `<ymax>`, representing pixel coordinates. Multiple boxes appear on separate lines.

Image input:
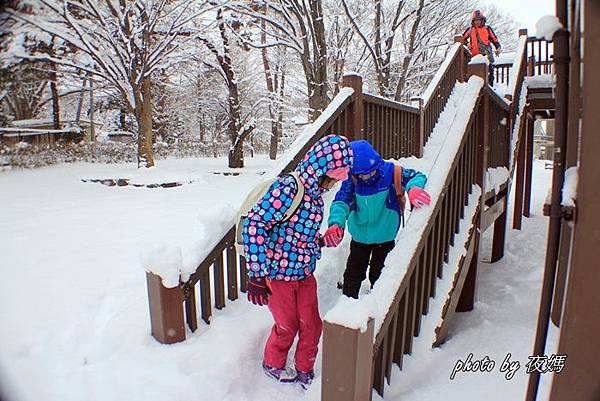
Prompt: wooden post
<box><xmin>550</xmin><ymin>4</ymin><xmax>600</xmax><ymax>399</ymax></box>
<box><xmin>552</xmin><ymin>7</ymin><xmax>583</xmax><ymax>327</ymax></box>
<box><xmin>523</xmin><ymin>114</ymin><xmax>535</xmax><ymax>217</ymax></box>
<box><xmin>513</xmin><ymin>108</ymin><xmax>527</xmax><ymax>229</ymax></box>
<box><xmin>457</xmin><ymin>60</ymin><xmax>487</xmax><ymax>312</ymax></box>
<box><xmin>341</xmin><ymin>73</ymin><xmax>364</xmax><ymax>142</ymax></box>
<box><xmin>525</xmin><ymin>26</ymin><xmax>570</xmax><ymax>401</ymax></box>
<box><xmin>454</xmin><ymin>35</ymin><xmax>466</xmax><ymax>83</ymax></box>
<box><xmin>146</xmin><ymin>272</ymin><xmax>186</xmax><ymax>344</ymax></box>
<box><xmin>322</xmin><ymin>319</ymin><xmax>374</xmax><ymax>401</ymax></box>
<box><xmin>410</xmin><ymin>97</ymin><xmax>425</xmax><ymax>158</ymax></box>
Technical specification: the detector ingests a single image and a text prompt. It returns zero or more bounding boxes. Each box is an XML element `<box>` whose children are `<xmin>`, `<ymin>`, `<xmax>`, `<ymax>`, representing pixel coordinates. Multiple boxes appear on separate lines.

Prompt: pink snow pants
<box><xmin>263</xmin><ymin>275</ymin><xmax>323</xmax><ymax>373</ymax></box>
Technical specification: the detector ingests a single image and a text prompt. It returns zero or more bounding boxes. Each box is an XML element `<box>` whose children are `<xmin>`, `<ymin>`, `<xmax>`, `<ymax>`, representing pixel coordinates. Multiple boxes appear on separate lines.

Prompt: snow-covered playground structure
<box><xmin>142</xmin><ymin>6</ymin><xmax>599</xmax><ymax>400</ymax></box>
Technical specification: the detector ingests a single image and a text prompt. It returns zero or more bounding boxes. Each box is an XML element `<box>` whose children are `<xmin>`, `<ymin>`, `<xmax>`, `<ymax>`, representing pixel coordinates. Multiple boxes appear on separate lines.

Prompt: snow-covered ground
<box><xmin>1</xmin><ymin>157</ymin><xmax>555</xmax><ymax>401</ymax></box>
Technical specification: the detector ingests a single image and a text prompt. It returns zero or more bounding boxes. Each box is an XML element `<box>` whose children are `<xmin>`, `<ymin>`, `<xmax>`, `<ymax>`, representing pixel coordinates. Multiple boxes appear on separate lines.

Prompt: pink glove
<box><xmin>408</xmin><ymin>187</ymin><xmax>431</xmax><ymax>208</ymax></box>
<box><xmin>323</xmin><ymin>224</ymin><xmax>344</xmax><ymax>247</ymax></box>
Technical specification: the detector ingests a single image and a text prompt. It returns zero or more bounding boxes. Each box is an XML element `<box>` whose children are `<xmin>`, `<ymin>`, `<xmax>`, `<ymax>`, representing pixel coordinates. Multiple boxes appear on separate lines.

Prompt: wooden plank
<box><xmin>404</xmin><ymin>269</ymin><xmax>417</xmax><ymax>355</ymax></box>
<box><xmin>385</xmin><ymin>310</ymin><xmax>398</xmax><ymax>383</ymax></box>
<box><xmin>431</xmin><ymin>213</ymin><xmax>441</xmax><ymax>296</ymax></box>
<box><xmin>199</xmin><ymin>271</ymin><xmax>212</xmax><ymax>324</ymax></box>
<box><xmin>363</xmin><ymin>93</ymin><xmax>420</xmax><ymax>113</ymax></box>
<box><xmin>393</xmin><ymin>292</ymin><xmax>408</xmax><ymax>369</ymax></box>
<box><xmin>226</xmin><ymin>245</ymin><xmax>238</xmax><ymax>301</ymax></box>
<box><xmin>414</xmin><ymin>251</ymin><xmax>425</xmax><ymax>336</ymax></box>
<box><xmin>482</xmin><ymin>196</ymin><xmax>507</xmax><ymax>232</ymax></box>
<box><xmin>423</xmin><ymin>232</ymin><xmax>433</xmax><ymax>314</ymax></box>
<box><xmin>214</xmin><ymin>252</ymin><xmax>226</xmax><ymax>310</ymax></box>
<box><xmin>185</xmin><ymin>284</ymin><xmax>198</xmax><ymax>332</ymax></box>
<box><xmin>372</xmin><ymin>343</ymin><xmax>385</xmax><ymax>396</ymax></box>
<box><xmin>239</xmin><ymin>255</ymin><xmax>248</xmax><ymax>293</ymax></box>
<box><xmin>433</xmin><ymin>220</ymin><xmax>477</xmax><ymax>346</ymax></box>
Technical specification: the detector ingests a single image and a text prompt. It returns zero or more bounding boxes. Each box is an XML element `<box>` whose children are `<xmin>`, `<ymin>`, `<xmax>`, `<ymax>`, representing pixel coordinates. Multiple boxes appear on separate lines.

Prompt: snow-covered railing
<box><xmin>417</xmin><ymin>40</ymin><xmax>469</xmax><ymax>145</ymax></box>
<box><xmin>145</xmin><ymin>76</ymin><xmax>358</xmax><ymax>344</ymax></box>
<box><xmin>506</xmin><ymin>32</ymin><xmax>529</xmax><ymax>102</ymax></box>
<box><xmin>322</xmin><ymin>60</ymin><xmax>519</xmax><ymax>401</ymax></box>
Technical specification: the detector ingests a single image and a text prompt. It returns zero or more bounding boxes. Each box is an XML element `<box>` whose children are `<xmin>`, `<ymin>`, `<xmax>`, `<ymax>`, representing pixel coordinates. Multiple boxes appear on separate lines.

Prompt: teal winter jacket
<box><xmin>328</xmin><ymin>140</ymin><xmax>427</xmax><ymax>244</ymax></box>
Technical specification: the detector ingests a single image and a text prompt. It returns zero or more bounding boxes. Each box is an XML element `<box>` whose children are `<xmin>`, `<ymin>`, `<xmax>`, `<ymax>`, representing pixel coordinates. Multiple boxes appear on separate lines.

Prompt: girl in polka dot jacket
<box><xmin>242</xmin><ymin>134</ymin><xmax>353</xmax><ymax>388</ymax></box>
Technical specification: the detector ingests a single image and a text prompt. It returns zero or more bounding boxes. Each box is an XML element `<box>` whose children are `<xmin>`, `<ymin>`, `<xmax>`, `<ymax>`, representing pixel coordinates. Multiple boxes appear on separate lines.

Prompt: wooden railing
<box><xmin>418</xmin><ymin>40</ymin><xmax>469</xmax><ymax>145</ymax></box>
<box><xmin>145</xmin><ymin>81</ymin><xmax>355</xmax><ymax>344</ymax></box>
<box><xmin>528</xmin><ymin>37</ymin><xmax>554</xmax><ymax>76</ymax></box>
<box><xmin>145</xmin><ymin>71</ymin><xmax>434</xmax><ymax>344</ymax></box>
<box><xmin>494</xmin><ymin>61</ymin><xmax>512</xmax><ymax>86</ymax></box>
<box><xmin>369</xmin><ymin>88</ymin><xmax>483</xmax><ymax>396</ymax></box>
<box><xmin>363</xmin><ymin>94</ymin><xmax>420</xmax><ymax>159</ymax></box>
<box><xmin>321</xmin><ymin>55</ymin><xmax>524</xmax><ymax>401</ymax></box>
<box><xmin>145</xmin><ymin>33</ymin><xmax>530</xmax><ymax>399</ymax></box>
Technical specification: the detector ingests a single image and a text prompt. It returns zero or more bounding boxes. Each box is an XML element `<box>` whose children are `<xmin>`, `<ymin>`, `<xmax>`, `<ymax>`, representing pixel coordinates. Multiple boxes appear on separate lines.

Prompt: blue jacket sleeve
<box><xmin>402</xmin><ymin>167</ymin><xmax>427</xmax><ymax>192</ymax></box>
<box><xmin>243</xmin><ymin>175</ymin><xmax>297</xmax><ymax>278</ymax></box>
<box><xmin>328</xmin><ymin>178</ymin><xmax>355</xmax><ymax>229</ymax></box>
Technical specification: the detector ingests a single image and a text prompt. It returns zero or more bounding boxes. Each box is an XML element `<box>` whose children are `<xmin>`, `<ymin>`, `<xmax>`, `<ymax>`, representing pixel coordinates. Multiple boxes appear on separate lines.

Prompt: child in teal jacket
<box><xmin>323</xmin><ymin>140</ymin><xmax>431</xmax><ymax>298</ymax></box>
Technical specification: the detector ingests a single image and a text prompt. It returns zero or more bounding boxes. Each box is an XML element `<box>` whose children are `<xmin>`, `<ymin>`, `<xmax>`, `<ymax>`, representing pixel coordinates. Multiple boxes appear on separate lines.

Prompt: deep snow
<box><xmin>1</xmin><ymin>156</ymin><xmax>556</xmax><ymax>401</ymax></box>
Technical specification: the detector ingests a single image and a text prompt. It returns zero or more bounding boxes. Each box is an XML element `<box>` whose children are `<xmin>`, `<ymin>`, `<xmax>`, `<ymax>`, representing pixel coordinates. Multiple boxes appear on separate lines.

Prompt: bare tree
<box><xmin>227</xmin><ymin>0</ymin><xmax>329</xmax><ymax>121</ymax></box>
<box><xmin>199</xmin><ymin>8</ymin><xmax>256</xmax><ymax>168</ymax></box>
<box><xmin>11</xmin><ymin>0</ymin><xmax>210</xmax><ymax>168</ymax></box>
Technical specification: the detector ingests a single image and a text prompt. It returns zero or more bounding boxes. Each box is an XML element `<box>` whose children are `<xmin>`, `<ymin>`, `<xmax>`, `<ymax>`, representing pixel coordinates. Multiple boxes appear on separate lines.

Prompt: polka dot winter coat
<box><xmin>242</xmin><ymin>134</ymin><xmax>353</xmax><ymax>281</ymax></box>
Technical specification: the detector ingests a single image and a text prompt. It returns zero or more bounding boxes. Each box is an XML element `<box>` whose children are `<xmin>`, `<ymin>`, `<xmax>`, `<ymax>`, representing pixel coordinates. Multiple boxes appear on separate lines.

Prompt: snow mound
<box><xmin>562</xmin><ymin>166</ymin><xmax>578</xmax><ymax>207</ymax></box>
<box><xmin>535</xmin><ymin>15</ymin><xmax>563</xmax><ymax>40</ymax></box>
<box><xmin>140</xmin><ymin>244</ymin><xmax>183</xmax><ymax>288</ymax></box>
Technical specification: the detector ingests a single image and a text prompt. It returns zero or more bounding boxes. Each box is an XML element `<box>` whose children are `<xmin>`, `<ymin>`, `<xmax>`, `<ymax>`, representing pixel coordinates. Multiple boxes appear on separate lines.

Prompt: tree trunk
<box><xmin>136</xmin><ymin>78</ymin><xmax>154</xmax><ymax>168</ymax></box>
<box><xmin>394</xmin><ymin>0</ymin><xmax>425</xmax><ymax>101</ymax></box>
<box><xmin>89</xmin><ymin>78</ymin><xmax>96</xmax><ymax>141</ymax></box>
<box><xmin>305</xmin><ymin>0</ymin><xmax>328</xmax><ymax>122</ymax></box>
<box><xmin>119</xmin><ymin>108</ymin><xmax>127</xmax><ymax>130</ymax></box>
<box><xmin>49</xmin><ymin>62</ymin><xmax>60</xmax><ymax>130</ymax></box>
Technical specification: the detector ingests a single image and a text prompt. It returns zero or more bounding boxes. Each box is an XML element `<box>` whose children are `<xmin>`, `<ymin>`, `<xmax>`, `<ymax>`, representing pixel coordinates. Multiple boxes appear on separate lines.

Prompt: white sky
<box><xmin>482</xmin><ymin>0</ymin><xmax>556</xmax><ymax>34</ymax></box>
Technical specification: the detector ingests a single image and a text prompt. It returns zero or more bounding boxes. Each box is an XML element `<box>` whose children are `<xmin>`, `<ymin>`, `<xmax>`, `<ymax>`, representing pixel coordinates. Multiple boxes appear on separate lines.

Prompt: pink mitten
<box><xmin>408</xmin><ymin>187</ymin><xmax>431</xmax><ymax>208</ymax></box>
<box><xmin>323</xmin><ymin>224</ymin><xmax>344</xmax><ymax>247</ymax></box>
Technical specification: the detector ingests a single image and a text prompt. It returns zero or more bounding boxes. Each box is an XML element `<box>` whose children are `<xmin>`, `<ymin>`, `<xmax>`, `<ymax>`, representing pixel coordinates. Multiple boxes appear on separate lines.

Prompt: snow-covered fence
<box><xmin>321</xmin><ymin>60</ymin><xmax>521</xmax><ymax>401</ymax></box>
<box><xmin>0</xmin><ymin>127</ymin><xmax>83</xmax><ymax>147</ymax></box>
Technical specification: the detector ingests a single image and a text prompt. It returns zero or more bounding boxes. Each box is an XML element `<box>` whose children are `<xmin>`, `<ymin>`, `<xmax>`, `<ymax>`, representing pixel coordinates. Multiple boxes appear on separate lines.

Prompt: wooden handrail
<box><xmin>363</xmin><ymin>93</ymin><xmax>419</xmax><ymax>114</ymax></box>
<box><xmin>373</xmin><ymin>91</ymin><xmax>483</xmax><ymax>349</ymax></box>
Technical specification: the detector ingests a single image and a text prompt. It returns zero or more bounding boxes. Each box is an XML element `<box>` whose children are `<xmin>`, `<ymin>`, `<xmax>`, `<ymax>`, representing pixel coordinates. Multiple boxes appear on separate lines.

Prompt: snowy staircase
<box><xmin>142</xmin><ymin>27</ymin><xmax>533</xmax><ymax>401</ymax></box>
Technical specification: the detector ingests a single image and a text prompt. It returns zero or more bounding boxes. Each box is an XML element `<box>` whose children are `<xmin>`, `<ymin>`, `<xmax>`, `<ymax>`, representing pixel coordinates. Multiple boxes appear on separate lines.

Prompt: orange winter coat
<box><xmin>462</xmin><ymin>25</ymin><xmax>501</xmax><ymax>56</ymax></box>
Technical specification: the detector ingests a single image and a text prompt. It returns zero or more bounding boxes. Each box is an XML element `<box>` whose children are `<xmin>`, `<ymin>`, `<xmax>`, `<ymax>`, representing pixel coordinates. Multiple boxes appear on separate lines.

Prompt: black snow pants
<box><xmin>342</xmin><ymin>239</ymin><xmax>396</xmax><ymax>299</ymax></box>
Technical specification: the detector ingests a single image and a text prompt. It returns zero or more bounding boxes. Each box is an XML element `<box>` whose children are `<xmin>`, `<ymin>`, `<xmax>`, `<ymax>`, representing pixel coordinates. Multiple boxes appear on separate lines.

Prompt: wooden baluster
<box><xmin>200</xmin><ymin>270</ymin><xmax>212</xmax><ymax>324</ymax></box>
<box><xmin>214</xmin><ymin>252</ymin><xmax>226</xmax><ymax>310</ymax></box>
<box><xmin>185</xmin><ymin>284</ymin><xmax>198</xmax><ymax>332</ymax></box>
<box><xmin>423</xmin><ymin>234</ymin><xmax>433</xmax><ymax>314</ymax></box>
<box><xmin>226</xmin><ymin>244</ymin><xmax>238</xmax><ymax>301</ymax></box>
<box><xmin>404</xmin><ymin>269</ymin><xmax>418</xmax><ymax>354</ymax></box>
<box><xmin>373</xmin><ymin>342</ymin><xmax>385</xmax><ymax>396</ymax></box>
<box><xmin>393</xmin><ymin>292</ymin><xmax>408</xmax><ymax>369</ymax></box>
<box><xmin>414</xmin><ymin>250</ymin><xmax>425</xmax><ymax>335</ymax></box>
<box><xmin>239</xmin><ymin>255</ymin><xmax>248</xmax><ymax>293</ymax></box>
<box><xmin>385</xmin><ymin>311</ymin><xmax>398</xmax><ymax>383</ymax></box>
<box><xmin>431</xmin><ymin>213</ymin><xmax>441</xmax><ymax>297</ymax></box>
